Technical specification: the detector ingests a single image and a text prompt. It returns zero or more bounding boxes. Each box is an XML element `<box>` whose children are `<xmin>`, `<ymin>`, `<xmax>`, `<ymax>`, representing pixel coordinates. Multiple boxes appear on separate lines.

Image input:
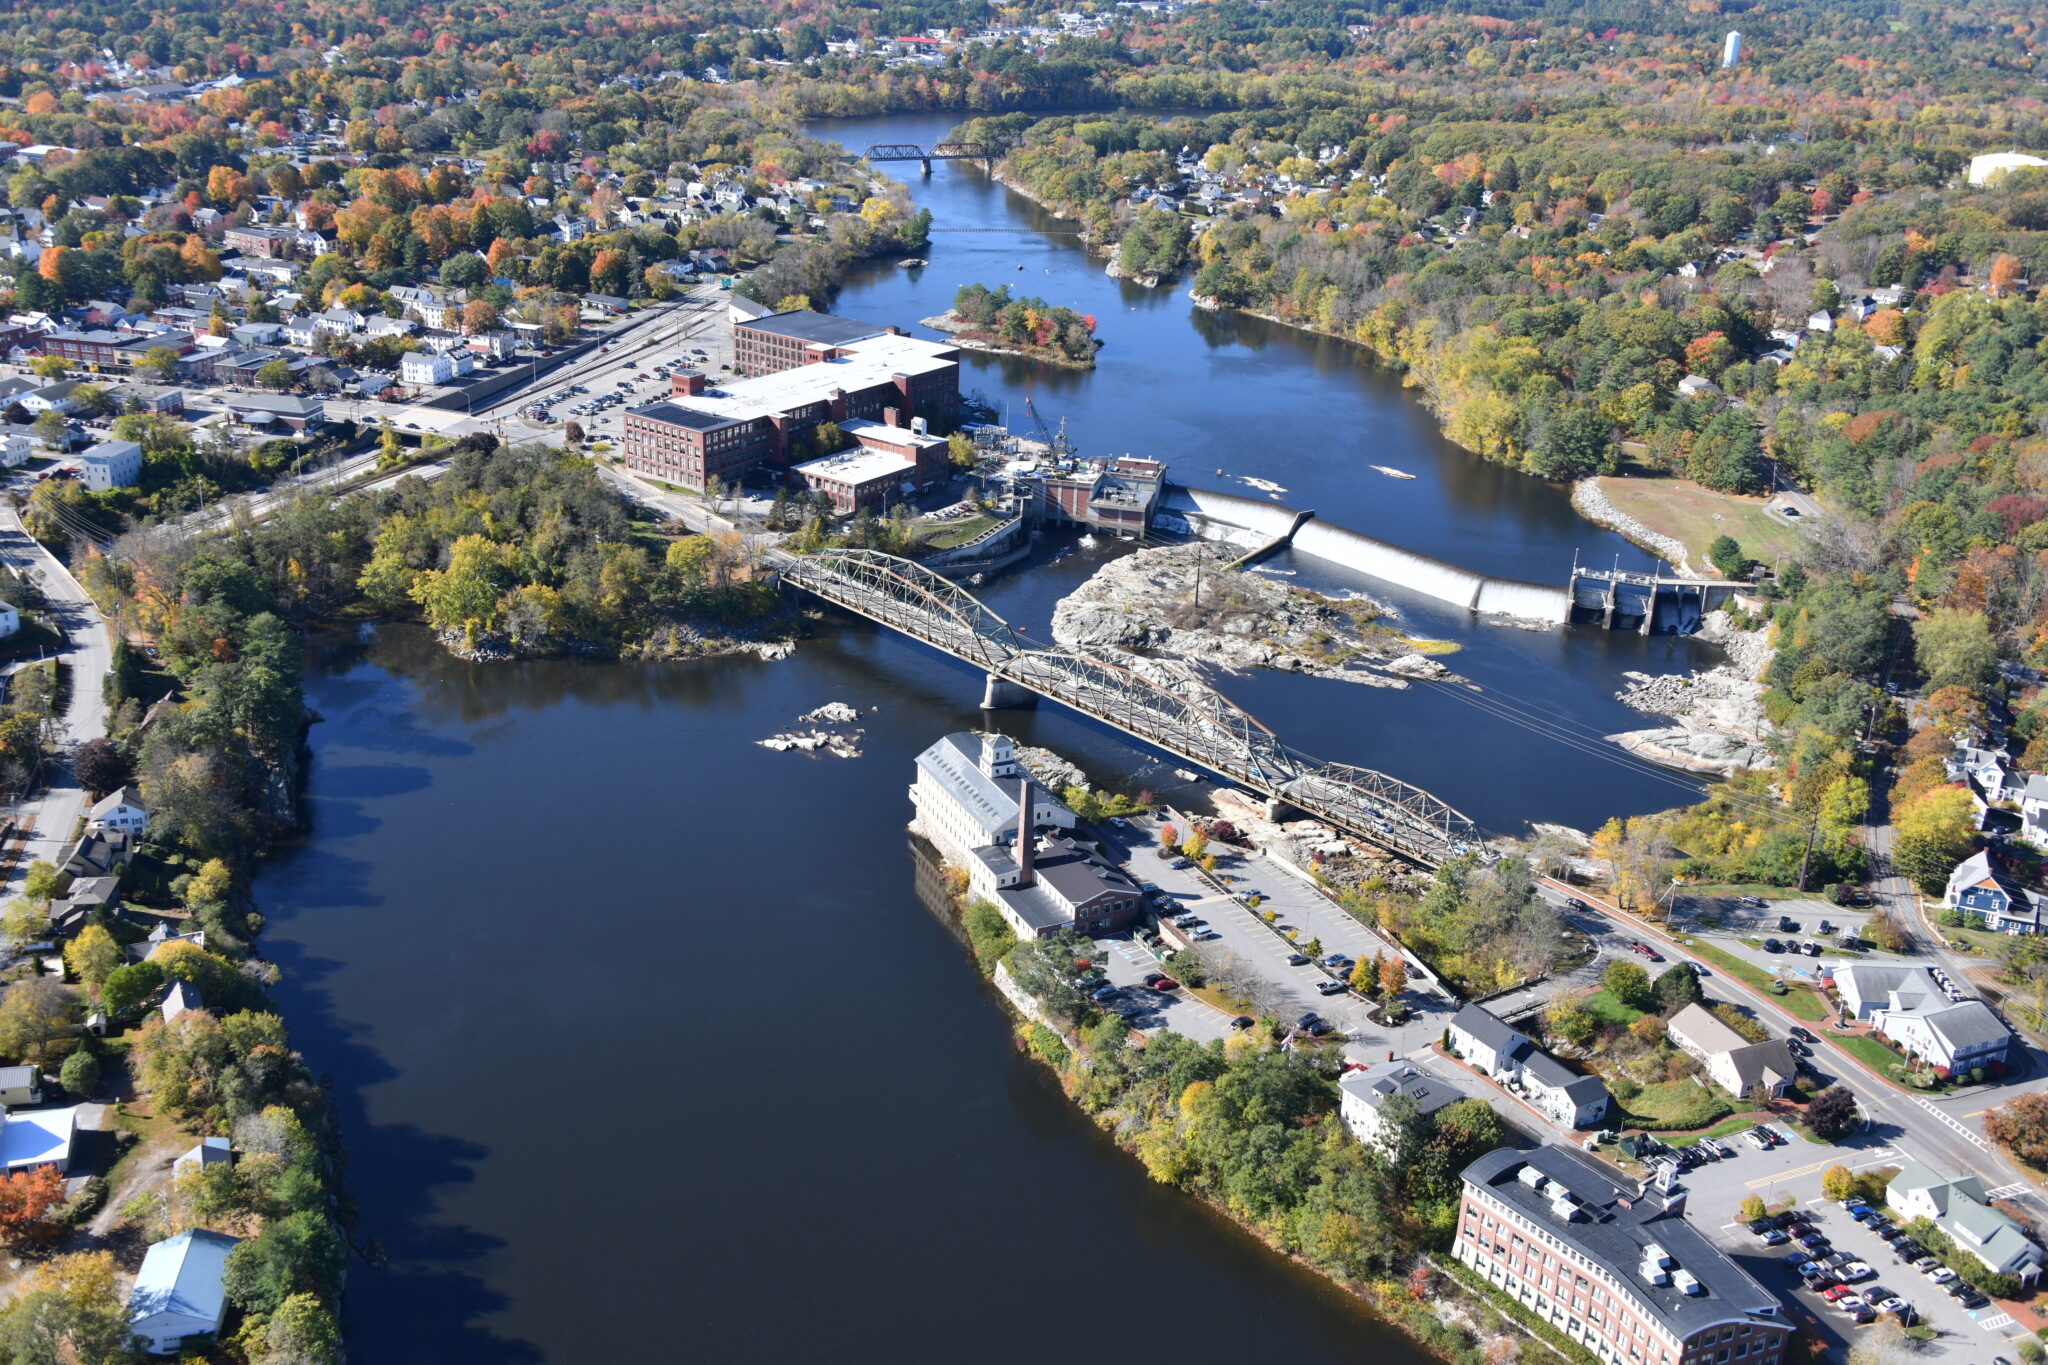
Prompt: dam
<box><xmin>1154</xmin><ymin>485</ymin><xmax>1577</xmax><ymax>626</ymax></box>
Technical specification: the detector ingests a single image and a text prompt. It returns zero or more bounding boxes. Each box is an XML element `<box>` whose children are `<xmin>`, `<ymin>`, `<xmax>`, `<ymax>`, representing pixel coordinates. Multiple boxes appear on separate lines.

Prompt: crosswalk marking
<box><xmin>1986</xmin><ymin>1182</ymin><xmax>2030</xmax><ymax>1200</ymax></box>
<box><xmin>1916</xmin><ymin>1097</ymin><xmax>1991</xmax><ymax>1151</ymax></box>
<box><xmin>1978</xmin><ymin>1312</ymin><xmax>2015</xmax><ymax>1332</ymax></box>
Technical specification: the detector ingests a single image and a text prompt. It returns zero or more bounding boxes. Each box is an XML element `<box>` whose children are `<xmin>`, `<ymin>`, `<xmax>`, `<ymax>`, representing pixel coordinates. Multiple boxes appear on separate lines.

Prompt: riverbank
<box><xmin>1605</xmin><ymin>611</ymin><xmax>1776</xmax><ymax>775</ymax></box>
<box><xmin>917</xmin><ymin>767</ymin><xmax>1581</xmax><ymax>1365</ymax></box>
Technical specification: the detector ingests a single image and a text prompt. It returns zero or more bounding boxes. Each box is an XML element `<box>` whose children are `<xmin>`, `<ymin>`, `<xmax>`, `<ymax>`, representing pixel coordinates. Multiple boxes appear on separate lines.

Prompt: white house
<box><xmin>0</xmin><ymin>603</ymin><xmax>17</xmax><ymax>640</ymax></box>
<box><xmin>1833</xmin><ymin>962</ymin><xmax>1929</xmax><ymax>1020</ymax></box>
<box><xmin>1873</xmin><ymin>994</ymin><xmax>2010</xmax><ymax>1076</ymax></box>
<box><xmin>399</xmin><ymin>350</ymin><xmax>454</xmax><ymax>386</ymax></box>
<box><xmin>0</xmin><ymin>432</ymin><xmax>34</xmax><ymax>467</ymax></box>
<box><xmin>76</xmin><ymin>439</ymin><xmax>141</xmax><ymax>491</ymax></box>
<box><xmin>128</xmin><ymin>1229</ymin><xmax>240</xmax><ymax>1354</ymax></box>
<box><xmin>1888</xmin><ymin>1159</ymin><xmax>2044</xmax><ymax>1282</ymax></box>
<box><xmin>1338</xmin><ymin>1057</ymin><xmax>1461</xmax><ymax>1153</ymax></box>
<box><xmin>0</xmin><ymin>1105</ymin><xmax>77</xmax><ymax>1173</ymax></box>
<box><xmin>1665</xmin><ymin>1003</ymin><xmax>1798</xmax><ymax>1099</ymax></box>
<box><xmin>1449</xmin><ymin>1004</ymin><xmax>1610</xmax><ymax>1130</ymax></box>
<box><xmin>88</xmin><ymin>786</ymin><xmax>147</xmax><ymax>836</ymax></box>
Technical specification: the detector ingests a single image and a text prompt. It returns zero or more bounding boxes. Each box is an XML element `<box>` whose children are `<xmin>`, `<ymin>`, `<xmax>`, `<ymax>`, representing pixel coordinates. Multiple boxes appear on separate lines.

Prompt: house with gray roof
<box><xmin>1666</xmin><ymin>1003</ymin><xmax>1799</xmax><ymax>1099</ymax></box>
<box><xmin>1888</xmin><ymin>1159</ymin><xmax>2044</xmax><ymax>1282</ymax></box>
<box><xmin>1872</xmin><ymin>993</ymin><xmax>2011</xmax><ymax>1076</ymax></box>
<box><xmin>1449</xmin><ymin>1004</ymin><xmax>1610</xmax><ymax>1131</ymax></box>
<box><xmin>128</xmin><ymin>1228</ymin><xmax>239</xmax><ymax>1354</ymax></box>
<box><xmin>1339</xmin><ymin>1057</ymin><xmax>1464</xmax><ymax>1153</ymax></box>
<box><xmin>1457</xmin><ymin>1145</ymin><xmax>1790</xmax><ymax>1365</ymax></box>
<box><xmin>1946</xmin><ymin>849</ymin><xmax>2040</xmax><ymax>934</ymax></box>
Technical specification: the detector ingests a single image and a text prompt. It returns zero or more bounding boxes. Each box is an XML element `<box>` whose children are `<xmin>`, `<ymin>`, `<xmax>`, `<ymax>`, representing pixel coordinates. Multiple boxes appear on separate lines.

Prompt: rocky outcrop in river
<box><xmin>1051</xmin><ymin>543</ymin><xmax>1464</xmax><ymax>688</ymax></box>
<box><xmin>1605</xmin><ymin>611</ymin><xmax>1776</xmax><ymax>774</ymax></box>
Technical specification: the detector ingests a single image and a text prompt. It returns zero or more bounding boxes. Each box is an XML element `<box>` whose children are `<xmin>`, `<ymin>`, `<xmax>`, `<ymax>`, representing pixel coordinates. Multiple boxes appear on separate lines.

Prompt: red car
<box><xmin>1821</xmin><ymin>1285</ymin><xmax>1852</xmax><ymax>1302</ymax></box>
<box><xmin>1152</xmin><ymin>977</ymin><xmax>1180</xmax><ymax>991</ymax></box>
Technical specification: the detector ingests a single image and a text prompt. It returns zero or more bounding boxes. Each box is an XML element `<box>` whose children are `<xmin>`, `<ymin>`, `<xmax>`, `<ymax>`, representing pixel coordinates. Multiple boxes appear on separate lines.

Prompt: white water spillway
<box><xmin>1157</xmin><ymin>486</ymin><xmax>1572</xmax><ymax>625</ymax></box>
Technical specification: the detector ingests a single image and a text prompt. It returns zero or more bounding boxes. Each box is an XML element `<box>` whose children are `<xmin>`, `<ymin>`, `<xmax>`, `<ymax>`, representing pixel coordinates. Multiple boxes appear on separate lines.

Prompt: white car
<box><xmin>1841</xmin><ymin>1262</ymin><xmax>1874</xmax><ymax>1281</ymax></box>
<box><xmin>1926</xmin><ymin>1266</ymin><xmax>1956</xmax><ymax>1283</ymax></box>
<box><xmin>1835</xmin><ymin>1295</ymin><xmax>1867</xmax><ymax>1313</ymax></box>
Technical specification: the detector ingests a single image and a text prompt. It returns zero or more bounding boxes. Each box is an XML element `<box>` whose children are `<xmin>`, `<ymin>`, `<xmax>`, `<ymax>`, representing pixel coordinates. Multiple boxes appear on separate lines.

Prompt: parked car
<box><xmin>1286</xmin><ymin>953</ymin><xmax>1310</xmax><ymax>966</ymax></box>
<box><xmin>1959</xmin><ymin>1290</ymin><xmax>1990</xmax><ymax>1310</ymax></box>
<box><xmin>1229</xmin><ymin>1016</ymin><xmax>1255</xmax><ymax>1032</ymax></box>
<box><xmin>1865</xmin><ymin>1290</ymin><xmax>1900</xmax><ymax>1313</ymax></box>
<box><xmin>1564</xmin><ymin>897</ymin><xmax>1589</xmax><ymax>911</ymax></box>
<box><xmin>1925</xmin><ymin>1266</ymin><xmax>1956</xmax><ymax>1284</ymax></box>
<box><xmin>1317</xmin><ymin>979</ymin><xmax>1348</xmax><ymax>996</ymax></box>
<box><xmin>1142</xmin><ymin>972</ymin><xmax>1166</xmax><ymax>987</ymax></box>
<box><xmin>1763</xmin><ymin>938</ymin><xmax>1783</xmax><ymax>953</ymax></box>
<box><xmin>1820</xmin><ymin>1285</ymin><xmax>1852</xmax><ymax>1302</ymax></box>
<box><xmin>1091</xmin><ymin>986</ymin><xmax>1119</xmax><ymax>1002</ymax></box>
<box><xmin>1739</xmin><ymin>895</ymin><xmax>1765</xmax><ymax>908</ymax></box>
<box><xmin>1152</xmin><ymin>977</ymin><xmax>1180</xmax><ymax>992</ymax></box>
<box><xmin>1841</xmin><ymin>1262</ymin><xmax>1874</xmax><ymax>1281</ymax></box>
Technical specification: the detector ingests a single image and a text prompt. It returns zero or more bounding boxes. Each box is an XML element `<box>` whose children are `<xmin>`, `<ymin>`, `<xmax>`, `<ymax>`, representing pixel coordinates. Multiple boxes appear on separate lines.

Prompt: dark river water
<box><xmin>256</xmin><ymin>111</ymin><xmax>1729</xmax><ymax>1360</ymax></box>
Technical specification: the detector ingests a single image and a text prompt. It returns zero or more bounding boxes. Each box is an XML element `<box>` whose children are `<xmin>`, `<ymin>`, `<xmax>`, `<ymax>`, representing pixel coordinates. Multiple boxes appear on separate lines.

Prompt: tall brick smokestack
<box><xmin>1016</xmin><ymin>777</ymin><xmax>1035</xmax><ymax>888</ymax></box>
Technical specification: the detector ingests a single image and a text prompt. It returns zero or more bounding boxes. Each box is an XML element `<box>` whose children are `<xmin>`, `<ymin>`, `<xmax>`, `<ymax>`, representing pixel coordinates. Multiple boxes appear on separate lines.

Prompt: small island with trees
<box><xmin>923</xmin><ymin>284</ymin><xmax>1102</xmax><ymax>368</ymax></box>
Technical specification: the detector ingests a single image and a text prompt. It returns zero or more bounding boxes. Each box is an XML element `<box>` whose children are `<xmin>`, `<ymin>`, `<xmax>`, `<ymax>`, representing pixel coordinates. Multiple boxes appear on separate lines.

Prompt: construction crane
<box><xmin>1021</xmin><ymin>396</ymin><xmax>1076</xmax><ymax>464</ymax></box>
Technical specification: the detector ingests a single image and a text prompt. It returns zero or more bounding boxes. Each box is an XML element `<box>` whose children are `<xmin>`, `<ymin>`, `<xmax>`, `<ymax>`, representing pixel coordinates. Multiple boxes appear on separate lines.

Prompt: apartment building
<box><xmin>1456</xmin><ymin>1146</ymin><xmax>1790</xmax><ymax>1365</ymax></box>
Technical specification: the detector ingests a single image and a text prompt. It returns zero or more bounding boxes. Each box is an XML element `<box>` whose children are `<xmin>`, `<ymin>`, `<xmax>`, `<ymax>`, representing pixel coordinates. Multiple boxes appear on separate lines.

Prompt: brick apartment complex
<box><xmin>223</xmin><ymin>225</ymin><xmax>294</xmax><ymax>258</ymax></box>
<box><xmin>732</xmin><ymin>309</ymin><xmax>904</xmax><ymax>377</ymax></box>
<box><xmin>622</xmin><ymin>321</ymin><xmax>958</xmax><ymax>493</ymax></box>
<box><xmin>1457</xmin><ymin>1147</ymin><xmax>1789</xmax><ymax>1365</ymax></box>
<box><xmin>795</xmin><ymin>416</ymin><xmax>950</xmax><ymax>512</ymax></box>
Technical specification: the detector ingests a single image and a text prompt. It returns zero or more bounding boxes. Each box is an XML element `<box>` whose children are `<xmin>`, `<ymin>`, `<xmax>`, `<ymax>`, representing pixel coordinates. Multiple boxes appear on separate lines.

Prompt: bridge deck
<box><xmin>779</xmin><ymin>550</ymin><xmax>1479</xmax><ymax>866</ymax></box>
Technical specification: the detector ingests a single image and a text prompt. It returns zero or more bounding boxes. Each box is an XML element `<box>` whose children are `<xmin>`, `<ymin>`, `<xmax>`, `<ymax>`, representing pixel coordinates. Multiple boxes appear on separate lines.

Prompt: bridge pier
<box><xmin>919</xmin><ymin>158</ymin><xmax>931</xmax><ymax>176</ymax></box>
<box><xmin>981</xmin><ymin>673</ymin><xmax>1033</xmax><ymax>709</ymax></box>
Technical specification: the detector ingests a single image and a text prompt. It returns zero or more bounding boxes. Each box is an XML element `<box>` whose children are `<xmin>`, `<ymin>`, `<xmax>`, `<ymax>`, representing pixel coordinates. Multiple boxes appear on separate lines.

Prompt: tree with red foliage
<box><xmin>1986</xmin><ymin>1092</ymin><xmax>2048</xmax><ymax>1167</ymax></box>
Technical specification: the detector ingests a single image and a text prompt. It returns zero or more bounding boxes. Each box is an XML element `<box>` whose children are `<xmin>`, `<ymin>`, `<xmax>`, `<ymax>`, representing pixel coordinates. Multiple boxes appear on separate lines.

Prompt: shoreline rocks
<box><xmin>1050</xmin><ymin>543</ymin><xmax>1466</xmax><ymax>689</ymax></box>
<box><xmin>1605</xmin><ymin>611</ymin><xmax>1776</xmax><ymax>775</ymax></box>
<box><xmin>1571</xmin><ymin>477</ymin><xmax>1695</xmax><ymax>576</ymax></box>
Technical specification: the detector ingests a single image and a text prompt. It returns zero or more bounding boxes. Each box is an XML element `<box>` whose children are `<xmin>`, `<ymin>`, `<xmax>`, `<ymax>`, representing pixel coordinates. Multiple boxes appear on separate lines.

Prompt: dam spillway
<box><xmin>1155</xmin><ymin>485</ymin><xmax>1573</xmax><ymax>625</ymax></box>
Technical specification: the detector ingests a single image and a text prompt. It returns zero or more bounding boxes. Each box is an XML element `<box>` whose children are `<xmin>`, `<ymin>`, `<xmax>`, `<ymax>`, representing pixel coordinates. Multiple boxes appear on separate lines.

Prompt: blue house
<box><xmin>1946</xmin><ymin>849</ymin><xmax>2039</xmax><ymax>933</ymax></box>
<box><xmin>128</xmin><ymin>1228</ymin><xmax>239</xmax><ymax>1355</ymax></box>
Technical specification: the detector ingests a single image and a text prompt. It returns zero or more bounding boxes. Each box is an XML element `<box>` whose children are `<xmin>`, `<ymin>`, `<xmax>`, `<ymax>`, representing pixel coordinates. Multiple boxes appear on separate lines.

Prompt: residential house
<box><xmin>89</xmin><ymin>786</ymin><xmax>147</xmax><ymax>836</ymax></box>
<box><xmin>1872</xmin><ymin>993</ymin><xmax>2010</xmax><ymax>1076</ymax></box>
<box><xmin>1338</xmin><ymin>1058</ymin><xmax>1461</xmax><ymax>1153</ymax></box>
<box><xmin>76</xmin><ymin>439</ymin><xmax>142</xmax><ymax>491</ymax></box>
<box><xmin>1665</xmin><ymin>1003</ymin><xmax>1798</xmax><ymax>1099</ymax></box>
<box><xmin>0</xmin><ymin>1065</ymin><xmax>41</xmax><ymax>1107</ymax></box>
<box><xmin>61</xmin><ymin>828</ymin><xmax>130</xmax><ymax>881</ymax></box>
<box><xmin>1887</xmin><ymin>1159</ymin><xmax>2044</xmax><ymax>1282</ymax></box>
<box><xmin>314</xmin><ymin>306</ymin><xmax>364</xmax><ymax>336</ymax></box>
<box><xmin>128</xmin><ymin>1229</ymin><xmax>240</xmax><ymax>1355</ymax></box>
<box><xmin>399</xmin><ymin>351</ymin><xmax>457</xmax><ymax>386</ymax></box>
<box><xmin>0</xmin><ymin>1106</ymin><xmax>76</xmax><ymax>1173</ymax></box>
<box><xmin>172</xmin><ymin>1136</ymin><xmax>232</xmax><ymax>1178</ymax></box>
<box><xmin>1456</xmin><ymin>1146</ymin><xmax>1792</xmax><ymax>1365</ymax></box>
<box><xmin>19</xmin><ymin>380</ymin><xmax>83</xmax><ymax>415</ymax></box>
<box><xmin>1449</xmin><ymin>1004</ymin><xmax>1611</xmax><ymax>1130</ymax></box>
<box><xmin>0</xmin><ymin>603</ymin><xmax>16</xmax><ymax>639</ymax></box>
<box><xmin>161</xmin><ymin>980</ymin><xmax>203</xmax><ymax>1024</ymax></box>
<box><xmin>46</xmin><ymin>875</ymin><xmax>120</xmax><ymax>936</ymax></box>
<box><xmin>1833</xmin><ymin>962</ymin><xmax>1934</xmax><ymax>1020</ymax></box>
<box><xmin>1945</xmin><ymin>849</ymin><xmax>2040</xmax><ymax>933</ymax></box>
<box><xmin>281</xmin><ymin>315</ymin><xmax>321</xmax><ymax>348</ymax></box>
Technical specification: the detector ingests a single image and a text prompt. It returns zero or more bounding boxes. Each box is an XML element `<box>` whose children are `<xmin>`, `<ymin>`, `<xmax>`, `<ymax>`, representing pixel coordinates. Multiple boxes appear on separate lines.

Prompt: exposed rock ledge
<box><xmin>1605</xmin><ymin>611</ymin><xmax>1776</xmax><ymax>775</ymax></box>
<box><xmin>1051</xmin><ymin>542</ymin><xmax>1466</xmax><ymax>689</ymax></box>
<box><xmin>1572</xmin><ymin>476</ymin><xmax>1694</xmax><ymax>577</ymax></box>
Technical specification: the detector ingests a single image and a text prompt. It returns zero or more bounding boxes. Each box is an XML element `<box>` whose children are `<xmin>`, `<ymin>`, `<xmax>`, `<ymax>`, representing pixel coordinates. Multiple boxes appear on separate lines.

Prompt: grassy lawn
<box><xmin>1681</xmin><ymin>939</ymin><xmax>1831</xmax><ymax>1020</ymax></box>
<box><xmin>919</xmin><ymin>514</ymin><xmax>999</xmax><ymax>551</ymax></box>
<box><xmin>1598</xmin><ymin>471</ymin><xmax>1809</xmax><ymax>572</ymax></box>
<box><xmin>1624</xmin><ymin>1079</ymin><xmax>1736</xmax><ymax>1131</ymax></box>
<box><xmin>1664</xmin><ymin>1117</ymin><xmax>1758</xmax><ymax>1147</ymax></box>
<box><xmin>1832</xmin><ymin>1032</ymin><xmax>1909</xmax><ymax>1075</ymax></box>
<box><xmin>1936</xmin><ymin>924</ymin><xmax>2014</xmax><ymax>960</ymax></box>
<box><xmin>1583</xmin><ymin>988</ymin><xmax>1644</xmax><ymax>1026</ymax></box>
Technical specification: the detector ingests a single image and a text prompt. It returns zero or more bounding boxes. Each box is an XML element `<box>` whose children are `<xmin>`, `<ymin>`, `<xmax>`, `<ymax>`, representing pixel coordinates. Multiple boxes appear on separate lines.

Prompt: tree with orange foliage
<box><xmin>1922</xmin><ymin>685</ymin><xmax>1990</xmax><ymax>743</ymax></box>
<box><xmin>1864</xmin><ymin>308</ymin><xmax>1906</xmax><ymax>346</ymax></box>
<box><xmin>1989</xmin><ymin>253</ymin><xmax>2025</xmax><ymax>297</ymax></box>
<box><xmin>460</xmin><ymin>300</ymin><xmax>501</xmax><ymax>333</ymax></box>
<box><xmin>0</xmin><ymin>1165</ymin><xmax>66</xmax><ymax>1248</ymax></box>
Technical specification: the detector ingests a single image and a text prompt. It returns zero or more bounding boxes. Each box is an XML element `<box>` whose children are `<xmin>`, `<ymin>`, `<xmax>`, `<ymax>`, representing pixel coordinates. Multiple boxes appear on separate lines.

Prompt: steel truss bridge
<box><xmin>779</xmin><ymin>549</ymin><xmax>1481</xmax><ymax>866</ymax></box>
<box><xmin>859</xmin><ymin>141</ymin><xmax>1004</xmax><ymax>172</ymax></box>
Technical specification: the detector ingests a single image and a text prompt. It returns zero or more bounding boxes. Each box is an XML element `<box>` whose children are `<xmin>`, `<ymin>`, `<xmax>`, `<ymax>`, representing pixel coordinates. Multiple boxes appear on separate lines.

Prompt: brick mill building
<box><xmin>1456</xmin><ymin>1146</ymin><xmax>1789</xmax><ymax>1365</ymax></box>
<box><xmin>732</xmin><ymin>309</ymin><xmax>910</xmax><ymax>377</ymax></box>
<box><xmin>621</xmin><ymin>315</ymin><xmax>958</xmax><ymax>494</ymax></box>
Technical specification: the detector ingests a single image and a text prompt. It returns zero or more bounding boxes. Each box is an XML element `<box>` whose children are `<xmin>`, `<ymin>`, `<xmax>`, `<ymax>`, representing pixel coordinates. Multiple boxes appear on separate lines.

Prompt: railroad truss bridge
<box><xmin>779</xmin><ymin>549</ymin><xmax>1480</xmax><ymax>866</ymax></box>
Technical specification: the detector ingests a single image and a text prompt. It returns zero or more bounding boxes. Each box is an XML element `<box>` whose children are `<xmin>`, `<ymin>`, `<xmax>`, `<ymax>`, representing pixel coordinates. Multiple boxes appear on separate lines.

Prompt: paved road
<box><xmin>1542</xmin><ymin>878</ymin><xmax>2034</xmax><ymax>1184</ymax></box>
<box><xmin>0</xmin><ymin>498</ymin><xmax>112</xmax><ymax>895</ymax></box>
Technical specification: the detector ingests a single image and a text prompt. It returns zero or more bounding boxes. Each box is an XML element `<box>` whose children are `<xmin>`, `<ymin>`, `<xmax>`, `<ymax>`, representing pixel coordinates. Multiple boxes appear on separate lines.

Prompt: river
<box><xmin>255</xmin><ymin>110</ymin><xmax>1731</xmax><ymax>1360</ymax></box>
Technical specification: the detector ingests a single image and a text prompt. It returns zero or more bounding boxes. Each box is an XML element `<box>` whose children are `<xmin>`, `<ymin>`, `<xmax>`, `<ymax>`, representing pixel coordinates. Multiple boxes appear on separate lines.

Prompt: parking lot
<box><xmin>1668</xmin><ymin>1129</ymin><xmax>2033</xmax><ymax>1358</ymax></box>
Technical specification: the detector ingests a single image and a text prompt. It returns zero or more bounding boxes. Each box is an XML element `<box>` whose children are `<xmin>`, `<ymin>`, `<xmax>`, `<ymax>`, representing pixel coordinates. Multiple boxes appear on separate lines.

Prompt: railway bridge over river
<box><xmin>777</xmin><ymin>548</ymin><xmax>1481</xmax><ymax>866</ymax></box>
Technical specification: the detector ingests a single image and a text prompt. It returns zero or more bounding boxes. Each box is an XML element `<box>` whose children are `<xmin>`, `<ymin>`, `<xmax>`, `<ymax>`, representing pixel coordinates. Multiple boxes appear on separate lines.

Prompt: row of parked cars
<box><xmin>1841</xmin><ymin>1195</ymin><xmax>1992</xmax><ymax>1309</ymax></box>
<box><xmin>1925</xmin><ymin>963</ymin><xmax>1971</xmax><ymax>1005</ymax></box>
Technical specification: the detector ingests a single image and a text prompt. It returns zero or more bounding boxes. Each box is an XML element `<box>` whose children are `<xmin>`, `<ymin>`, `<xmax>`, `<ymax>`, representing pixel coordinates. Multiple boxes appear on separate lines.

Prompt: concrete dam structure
<box><xmin>1156</xmin><ymin>485</ymin><xmax>1573</xmax><ymax>625</ymax></box>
